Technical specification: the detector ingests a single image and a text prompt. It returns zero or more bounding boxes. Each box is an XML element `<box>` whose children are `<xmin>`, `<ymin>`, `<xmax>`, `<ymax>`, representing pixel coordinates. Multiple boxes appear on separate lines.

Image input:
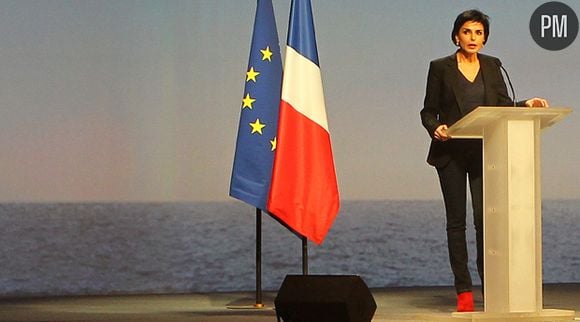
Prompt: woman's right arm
<box><xmin>420</xmin><ymin>61</ymin><xmax>445</xmax><ymax>139</ymax></box>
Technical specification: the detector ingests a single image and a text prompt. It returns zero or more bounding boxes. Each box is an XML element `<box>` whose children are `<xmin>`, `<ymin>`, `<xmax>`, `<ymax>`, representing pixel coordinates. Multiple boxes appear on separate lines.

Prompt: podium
<box><xmin>446</xmin><ymin>107</ymin><xmax>575</xmax><ymax>321</ymax></box>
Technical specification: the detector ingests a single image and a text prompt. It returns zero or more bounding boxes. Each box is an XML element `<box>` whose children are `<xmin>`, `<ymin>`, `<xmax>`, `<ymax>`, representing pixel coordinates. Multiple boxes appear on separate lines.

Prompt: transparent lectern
<box><xmin>447</xmin><ymin>106</ymin><xmax>575</xmax><ymax>321</ymax></box>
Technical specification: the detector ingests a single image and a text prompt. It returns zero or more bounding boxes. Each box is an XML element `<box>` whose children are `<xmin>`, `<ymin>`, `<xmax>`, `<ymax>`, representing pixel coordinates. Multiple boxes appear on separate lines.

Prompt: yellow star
<box><xmin>260</xmin><ymin>46</ymin><xmax>273</xmax><ymax>62</ymax></box>
<box><xmin>241</xmin><ymin>93</ymin><xmax>255</xmax><ymax>109</ymax></box>
<box><xmin>270</xmin><ymin>137</ymin><xmax>277</xmax><ymax>151</ymax></box>
<box><xmin>249</xmin><ymin>118</ymin><xmax>266</xmax><ymax>135</ymax></box>
<box><xmin>246</xmin><ymin>67</ymin><xmax>260</xmax><ymax>82</ymax></box>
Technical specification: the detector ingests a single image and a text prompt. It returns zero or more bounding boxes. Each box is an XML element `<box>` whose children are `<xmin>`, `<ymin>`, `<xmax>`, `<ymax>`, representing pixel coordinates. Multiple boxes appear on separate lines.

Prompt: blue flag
<box><xmin>230</xmin><ymin>0</ymin><xmax>283</xmax><ymax>210</ymax></box>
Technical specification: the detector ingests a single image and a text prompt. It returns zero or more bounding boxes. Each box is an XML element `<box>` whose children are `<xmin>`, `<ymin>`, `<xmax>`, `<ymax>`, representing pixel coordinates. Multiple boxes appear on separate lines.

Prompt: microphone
<box><xmin>498</xmin><ymin>62</ymin><xmax>517</xmax><ymax>107</ymax></box>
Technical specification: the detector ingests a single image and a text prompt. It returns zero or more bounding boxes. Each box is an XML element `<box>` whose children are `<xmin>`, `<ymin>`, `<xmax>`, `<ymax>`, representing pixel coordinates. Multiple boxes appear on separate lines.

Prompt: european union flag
<box><xmin>230</xmin><ymin>0</ymin><xmax>283</xmax><ymax>210</ymax></box>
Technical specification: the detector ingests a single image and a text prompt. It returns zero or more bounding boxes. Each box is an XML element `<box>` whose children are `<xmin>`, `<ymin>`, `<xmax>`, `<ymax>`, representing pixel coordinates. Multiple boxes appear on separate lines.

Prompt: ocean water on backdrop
<box><xmin>0</xmin><ymin>200</ymin><xmax>578</xmax><ymax>297</ymax></box>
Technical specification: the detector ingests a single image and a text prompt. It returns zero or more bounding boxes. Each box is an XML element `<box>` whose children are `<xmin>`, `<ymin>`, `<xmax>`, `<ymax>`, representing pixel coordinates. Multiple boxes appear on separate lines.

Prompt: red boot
<box><xmin>457</xmin><ymin>291</ymin><xmax>474</xmax><ymax>312</ymax></box>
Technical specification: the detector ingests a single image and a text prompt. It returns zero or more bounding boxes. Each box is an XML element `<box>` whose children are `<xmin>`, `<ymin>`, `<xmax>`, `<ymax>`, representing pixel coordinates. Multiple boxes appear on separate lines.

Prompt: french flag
<box><xmin>268</xmin><ymin>0</ymin><xmax>339</xmax><ymax>245</ymax></box>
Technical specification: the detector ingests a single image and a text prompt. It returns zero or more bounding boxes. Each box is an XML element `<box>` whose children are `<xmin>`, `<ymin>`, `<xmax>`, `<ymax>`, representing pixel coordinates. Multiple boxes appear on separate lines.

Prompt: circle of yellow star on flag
<box><xmin>242</xmin><ymin>93</ymin><xmax>256</xmax><ymax>109</ymax></box>
<box><xmin>260</xmin><ymin>46</ymin><xmax>273</xmax><ymax>62</ymax></box>
<box><xmin>246</xmin><ymin>67</ymin><xmax>260</xmax><ymax>82</ymax></box>
<box><xmin>249</xmin><ymin>118</ymin><xmax>266</xmax><ymax>134</ymax></box>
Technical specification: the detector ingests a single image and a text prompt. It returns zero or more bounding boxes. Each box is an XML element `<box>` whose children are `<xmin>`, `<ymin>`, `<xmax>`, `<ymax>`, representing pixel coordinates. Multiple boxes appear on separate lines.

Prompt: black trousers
<box><xmin>436</xmin><ymin>145</ymin><xmax>484</xmax><ymax>294</ymax></box>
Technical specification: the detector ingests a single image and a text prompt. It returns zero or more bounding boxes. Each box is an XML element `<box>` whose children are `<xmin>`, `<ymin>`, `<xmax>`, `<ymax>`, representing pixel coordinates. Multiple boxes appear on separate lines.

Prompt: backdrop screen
<box><xmin>0</xmin><ymin>0</ymin><xmax>578</xmax><ymax>202</ymax></box>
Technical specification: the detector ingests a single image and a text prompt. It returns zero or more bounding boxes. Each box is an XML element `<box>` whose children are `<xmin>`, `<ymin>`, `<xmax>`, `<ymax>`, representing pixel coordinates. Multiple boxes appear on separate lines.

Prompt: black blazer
<box><xmin>420</xmin><ymin>52</ymin><xmax>520</xmax><ymax>168</ymax></box>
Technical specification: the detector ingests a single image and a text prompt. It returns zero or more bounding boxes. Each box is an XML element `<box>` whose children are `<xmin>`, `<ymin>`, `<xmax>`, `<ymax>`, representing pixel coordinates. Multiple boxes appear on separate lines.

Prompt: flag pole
<box><xmin>255</xmin><ymin>208</ymin><xmax>264</xmax><ymax>307</ymax></box>
<box><xmin>227</xmin><ymin>207</ymin><xmax>267</xmax><ymax>310</ymax></box>
<box><xmin>302</xmin><ymin>236</ymin><xmax>308</xmax><ymax>275</ymax></box>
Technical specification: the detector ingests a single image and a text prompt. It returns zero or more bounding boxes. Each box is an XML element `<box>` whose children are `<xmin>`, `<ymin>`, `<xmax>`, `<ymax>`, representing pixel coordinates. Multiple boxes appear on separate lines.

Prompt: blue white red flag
<box><xmin>267</xmin><ymin>0</ymin><xmax>340</xmax><ymax>244</ymax></box>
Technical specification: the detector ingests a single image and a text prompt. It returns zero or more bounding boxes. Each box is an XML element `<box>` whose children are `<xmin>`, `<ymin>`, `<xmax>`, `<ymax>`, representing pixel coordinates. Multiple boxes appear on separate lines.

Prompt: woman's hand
<box><xmin>434</xmin><ymin>124</ymin><xmax>450</xmax><ymax>141</ymax></box>
<box><xmin>525</xmin><ymin>97</ymin><xmax>549</xmax><ymax>108</ymax></box>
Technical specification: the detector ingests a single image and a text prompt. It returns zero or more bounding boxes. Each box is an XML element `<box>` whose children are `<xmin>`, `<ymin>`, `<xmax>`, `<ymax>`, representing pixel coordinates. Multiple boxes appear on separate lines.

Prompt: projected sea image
<box><xmin>1</xmin><ymin>200</ymin><xmax>578</xmax><ymax>297</ymax></box>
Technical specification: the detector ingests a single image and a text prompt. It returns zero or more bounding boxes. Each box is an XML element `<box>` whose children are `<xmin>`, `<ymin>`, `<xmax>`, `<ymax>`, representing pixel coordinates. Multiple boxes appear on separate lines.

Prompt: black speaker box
<box><xmin>274</xmin><ymin>275</ymin><xmax>376</xmax><ymax>322</ymax></box>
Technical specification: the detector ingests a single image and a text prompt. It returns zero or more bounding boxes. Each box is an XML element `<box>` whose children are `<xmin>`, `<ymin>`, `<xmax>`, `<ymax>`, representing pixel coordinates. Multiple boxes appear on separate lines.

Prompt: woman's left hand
<box><xmin>525</xmin><ymin>97</ymin><xmax>549</xmax><ymax>108</ymax></box>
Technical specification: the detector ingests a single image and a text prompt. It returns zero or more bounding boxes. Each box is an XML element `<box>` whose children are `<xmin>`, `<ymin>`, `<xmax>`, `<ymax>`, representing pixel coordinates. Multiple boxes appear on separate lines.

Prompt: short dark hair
<box><xmin>451</xmin><ymin>9</ymin><xmax>490</xmax><ymax>45</ymax></box>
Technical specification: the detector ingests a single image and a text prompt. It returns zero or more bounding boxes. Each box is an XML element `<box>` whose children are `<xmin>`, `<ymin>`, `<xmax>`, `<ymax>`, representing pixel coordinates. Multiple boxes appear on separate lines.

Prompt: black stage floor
<box><xmin>0</xmin><ymin>284</ymin><xmax>578</xmax><ymax>321</ymax></box>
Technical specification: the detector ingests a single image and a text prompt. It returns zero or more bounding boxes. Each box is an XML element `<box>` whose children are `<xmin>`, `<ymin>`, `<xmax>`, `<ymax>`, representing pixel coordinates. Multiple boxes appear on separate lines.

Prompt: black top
<box><xmin>458</xmin><ymin>69</ymin><xmax>485</xmax><ymax>115</ymax></box>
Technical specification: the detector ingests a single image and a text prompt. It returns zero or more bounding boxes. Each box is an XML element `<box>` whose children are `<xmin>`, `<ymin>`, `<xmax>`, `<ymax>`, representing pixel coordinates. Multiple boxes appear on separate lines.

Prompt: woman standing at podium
<box><xmin>420</xmin><ymin>9</ymin><xmax>548</xmax><ymax>312</ymax></box>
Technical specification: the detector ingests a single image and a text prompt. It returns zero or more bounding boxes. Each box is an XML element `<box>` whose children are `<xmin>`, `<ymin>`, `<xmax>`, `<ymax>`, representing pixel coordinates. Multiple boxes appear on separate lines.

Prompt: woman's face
<box><xmin>455</xmin><ymin>21</ymin><xmax>485</xmax><ymax>55</ymax></box>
